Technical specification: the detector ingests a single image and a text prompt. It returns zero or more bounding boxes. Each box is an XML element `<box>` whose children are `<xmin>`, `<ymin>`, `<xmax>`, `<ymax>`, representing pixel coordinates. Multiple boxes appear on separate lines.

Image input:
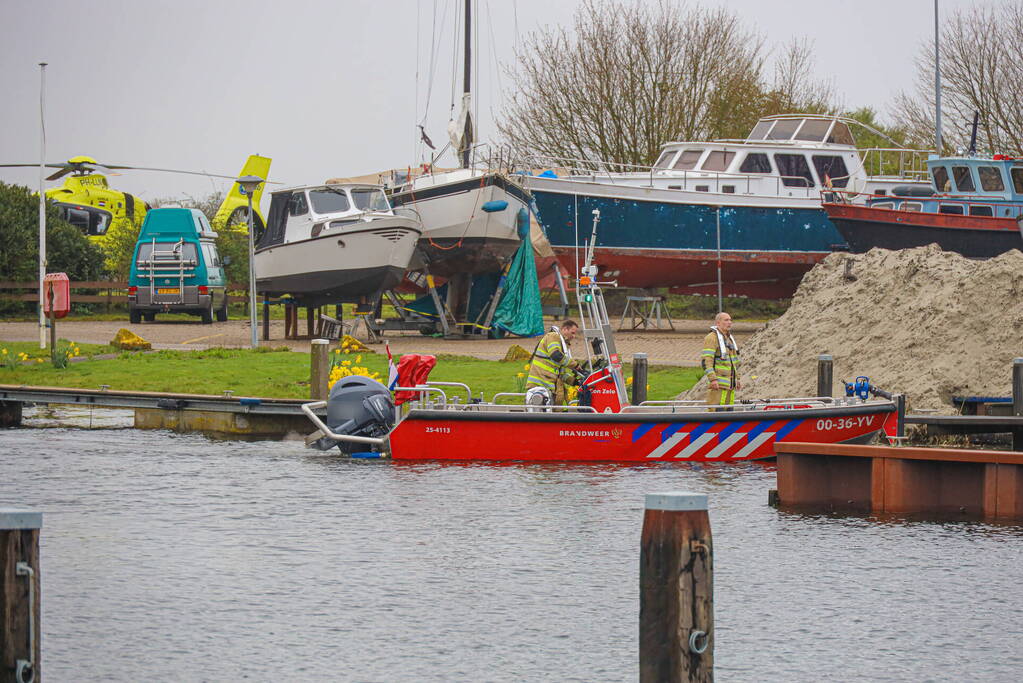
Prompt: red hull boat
<box><xmin>302</xmin><ymin>239</ymin><xmax>900</xmax><ymax>463</ymax></box>
<box><xmin>386</xmin><ymin>401</ymin><xmax>895</xmax><ymax>463</ymax></box>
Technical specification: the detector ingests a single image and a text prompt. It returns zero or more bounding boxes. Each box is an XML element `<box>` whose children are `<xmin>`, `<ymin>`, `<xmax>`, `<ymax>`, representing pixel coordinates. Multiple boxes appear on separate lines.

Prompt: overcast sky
<box><xmin>0</xmin><ymin>0</ymin><xmax>978</xmax><ymax>210</ymax></box>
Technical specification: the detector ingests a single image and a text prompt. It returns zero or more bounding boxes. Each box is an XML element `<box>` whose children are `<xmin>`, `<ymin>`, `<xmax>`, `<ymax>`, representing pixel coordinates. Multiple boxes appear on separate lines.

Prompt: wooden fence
<box><xmin>0</xmin><ymin>280</ymin><xmax>251</xmax><ymax>311</ymax></box>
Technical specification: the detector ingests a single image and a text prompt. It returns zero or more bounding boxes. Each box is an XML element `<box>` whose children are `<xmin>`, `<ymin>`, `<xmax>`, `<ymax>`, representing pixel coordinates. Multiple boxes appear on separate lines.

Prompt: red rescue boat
<box><xmin>302</xmin><ymin>225</ymin><xmax>900</xmax><ymax>463</ymax></box>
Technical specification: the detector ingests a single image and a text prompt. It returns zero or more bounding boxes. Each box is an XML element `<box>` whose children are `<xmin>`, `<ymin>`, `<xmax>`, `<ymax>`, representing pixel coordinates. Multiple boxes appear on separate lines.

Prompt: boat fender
<box><xmin>481</xmin><ymin>200</ymin><xmax>509</xmax><ymax>213</ymax></box>
<box><xmin>157</xmin><ymin>398</ymin><xmax>187</xmax><ymax>410</ymax></box>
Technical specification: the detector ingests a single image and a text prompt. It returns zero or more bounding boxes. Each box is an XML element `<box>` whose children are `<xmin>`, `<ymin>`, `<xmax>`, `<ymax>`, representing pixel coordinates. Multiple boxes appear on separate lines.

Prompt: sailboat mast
<box><xmin>461</xmin><ymin>0</ymin><xmax>473</xmax><ymax>168</ymax></box>
<box><xmin>934</xmin><ymin>0</ymin><xmax>942</xmax><ymax>154</ymax></box>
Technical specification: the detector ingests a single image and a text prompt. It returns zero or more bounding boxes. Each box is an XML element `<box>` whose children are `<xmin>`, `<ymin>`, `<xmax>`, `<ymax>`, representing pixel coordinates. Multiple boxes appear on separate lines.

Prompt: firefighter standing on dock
<box><xmin>701</xmin><ymin>312</ymin><xmax>741</xmax><ymax>407</ymax></box>
<box><xmin>525</xmin><ymin>320</ymin><xmax>581</xmax><ymax>407</ymax></box>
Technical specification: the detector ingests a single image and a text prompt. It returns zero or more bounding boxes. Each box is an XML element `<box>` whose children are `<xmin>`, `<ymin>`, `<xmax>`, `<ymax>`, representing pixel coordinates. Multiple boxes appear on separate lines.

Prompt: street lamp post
<box><xmin>38</xmin><ymin>62</ymin><xmax>48</xmax><ymax>349</ymax></box>
<box><xmin>236</xmin><ymin>175</ymin><xmax>264</xmax><ymax>349</ymax></box>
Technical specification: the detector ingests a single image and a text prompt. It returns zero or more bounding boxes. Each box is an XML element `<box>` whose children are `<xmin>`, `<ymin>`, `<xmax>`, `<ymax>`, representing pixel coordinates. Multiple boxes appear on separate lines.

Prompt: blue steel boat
<box><xmin>525</xmin><ymin>115</ymin><xmax>928</xmax><ymax>299</ymax></box>
<box><xmin>823</xmin><ymin>154</ymin><xmax>1023</xmax><ymax>257</ymax></box>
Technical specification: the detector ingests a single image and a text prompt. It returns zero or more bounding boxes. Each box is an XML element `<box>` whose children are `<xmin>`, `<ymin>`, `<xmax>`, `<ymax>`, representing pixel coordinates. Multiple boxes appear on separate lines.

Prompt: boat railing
<box><xmin>300</xmin><ymin>401</ymin><xmax>388</xmax><ymax>446</ymax></box>
<box><xmin>492</xmin><ymin>391</ymin><xmax>528</xmax><ymax>404</ymax></box>
<box><xmin>826</xmin><ymin>188</ymin><xmax>1023</xmax><ymax>215</ymax></box>
<box><xmin>857</xmin><ymin>147</ymin><xmax>931</xmax><ymax>182</ymax></box>
<box><xmin>621</xmin><ymin>396</ymin><xmax>841</xmax><ymax>414</ymax></box>
<box><xmin>525</xmin><ymin>153</ymin><xmax>825</xmax><ymax>198</ymax></box>
<box><xmin>522</xmin><ymin>154</ymin><xmax>653</xmax><ymax>185</ymax></box>
<box><xmin>420</xmin><ymin>402</ymin><xmax>599</xmax><ymax>414</ymax></box>
<box><xmin>425</xmin><ymin>381</ymin><xmax>472</xmax><ymax>404</ymax></box>
<box><xmin>395</xmin><ymin>385</ymin><xmax>448</xmax><ymax>409</ymax></box>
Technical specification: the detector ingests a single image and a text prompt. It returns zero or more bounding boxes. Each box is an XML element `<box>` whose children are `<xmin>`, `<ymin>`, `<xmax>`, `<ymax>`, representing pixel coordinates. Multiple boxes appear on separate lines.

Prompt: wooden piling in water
<box><xmin>632</xmin><ymin>353</ymin><xmax>648</xmax><ymax>405</ymax></box>
<box><xmin>310</xmin><ymin>339</ymin><xmax>330</xmax><ymax>401</ymax></box>
<box><xmin>1</xmin><ymin>509</ymin><xmax>41</xmax><ymax>683</ymax></box>
<box><xmin>1013</xmin><ymin>358</ymin><xmax>1023</xmax><ymax>452</ymax></box>
<box><xmin>816</xmin><ymin>354</ymin><xmax>833</xmax><ymax>398</ymax></box>
<box><xmin>640</xmin><ymin>492</ymin><xmax>713</xmax><ymax>683</ymax></box>
<box><xmin>0</xmin><ymin>401</ymin><xmax>22</xmax><ymax>429</ymax></box>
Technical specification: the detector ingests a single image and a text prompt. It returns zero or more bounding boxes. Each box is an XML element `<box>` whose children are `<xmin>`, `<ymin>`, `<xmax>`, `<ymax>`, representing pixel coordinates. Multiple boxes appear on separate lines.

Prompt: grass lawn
<box><xmin>0</xmin><ymin>343</ymin><xmax>702</xmax><ymax>401</ymax></box>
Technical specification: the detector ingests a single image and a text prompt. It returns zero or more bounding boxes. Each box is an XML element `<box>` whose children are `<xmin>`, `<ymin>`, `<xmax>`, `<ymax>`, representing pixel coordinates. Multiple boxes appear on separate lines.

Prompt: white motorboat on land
<box><xmin>255</xmin><ymin>183</ymin><xmax>421</xmax><ymax>306</ymax></box>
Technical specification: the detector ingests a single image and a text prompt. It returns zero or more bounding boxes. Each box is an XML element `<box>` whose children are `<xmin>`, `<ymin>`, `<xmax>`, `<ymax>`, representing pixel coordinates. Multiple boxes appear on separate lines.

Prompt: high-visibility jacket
<box><xmin>526</xmin><ymin>328</ymin><xmax>572</xmax><ymax>391</ymax></box>
<box><xmin>701</xmin><ymin>327</ymin><xmax>739</xmax><ymax>390</ymax></box>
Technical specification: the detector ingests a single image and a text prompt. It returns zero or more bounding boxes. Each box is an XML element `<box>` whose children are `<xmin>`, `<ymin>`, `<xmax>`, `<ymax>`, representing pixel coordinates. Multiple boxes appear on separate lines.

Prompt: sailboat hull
<box><xmin>390</xmin><ymin>172</ymin><xmax>529</xmax><ymax>276</ymax></box>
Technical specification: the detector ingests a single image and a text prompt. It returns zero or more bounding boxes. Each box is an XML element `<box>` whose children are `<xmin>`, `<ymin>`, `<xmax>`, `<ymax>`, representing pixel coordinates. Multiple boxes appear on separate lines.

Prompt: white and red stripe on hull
<box><xmin>388</xmin><ymin>402</ymin><xmax>895</xmax><ymax>462</ymax></box>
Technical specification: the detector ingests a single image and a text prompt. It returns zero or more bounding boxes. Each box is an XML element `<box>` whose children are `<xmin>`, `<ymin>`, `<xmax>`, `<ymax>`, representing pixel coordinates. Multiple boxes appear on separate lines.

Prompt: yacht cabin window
<box><xmin>794</xmin><ymin>119</ymin><xmax>832</xmax><ymax>142</ymax></box>
<box><xmin>352</xmin><ymin>188</ymin><xmax>390</xmax><ymax>212</ymax></box>
<box><xmin>738</xmin><ymin>153</ymin><xmax>772</xmax><ymax>173</ymax></box>
<box><xmin>773</xmin><ymin>154</ymin><xmax>815</xmax><ymax>187</ymax></box>
<box><xmin>977</xmin><ymin>166</ymin><xmax>1005</xmax><ymax>192</ymax></box>
<box><xmin>701</xmin><ymin>151</ymin><xmax>735</xmax><ymax>172</ymax></box>
<box><xmin>901</xmin><ymin>202</ymin><xmax>923</xmax><ymax>212</ymax></box>
<box><xmin>970</xmin><ymin>205</ymin><xmax>993</xmax><ymax>216</ymax></box>
<box><xmin>309</xmin><ymin>189</ymin><xmax>351</xmax><ymax>214</ymax></box>
<box><xmin>826</xmin><ymin>123</ymin><xmax>855</xmax><ymax>145</ymax></box>
<box><xmin>672</xmin><ymin>150</ymin><xmax>703</xmax><ymax>170</ymax></box>
<box><xmin>812</xmin><ymin>155</ymin><xmax>850</xmax><ymax>188</ymax></box>
<box><xmin>932</xmin><ymin>166</ymin><xmax>951</xmax><ymax>192</ymax></box>
<box><xmin>747</xmin><ymin>120</ymin><xmax>774</xmax><ymax>140</ymax></box>
<box><xmin>939</xmin><ymin>203</ymin><xmax>964</xmax><ymax>214</ymax></box>
<box><xmin>766</xmin><ymin>119</ymin><xmax>801</xmax><ymax>140</ymax></box>
<box><xmin>1011</xmin><ymin>167</ymin><xmax>1023</xmax><ymax>194</ymax></box>
<box><xmin>654</xmin><ymin>150</ymin><xmax>677</xmax><ymax>170</ymax></box>
<box><xmin>951</xmin><ymin>166</ymin><xmax>975</xmax><ymax>192</ymax></box>
<box><xmin>288</xmin><ymin>192</ymin><xmax>309</xmax><ymax>216</ymax></box>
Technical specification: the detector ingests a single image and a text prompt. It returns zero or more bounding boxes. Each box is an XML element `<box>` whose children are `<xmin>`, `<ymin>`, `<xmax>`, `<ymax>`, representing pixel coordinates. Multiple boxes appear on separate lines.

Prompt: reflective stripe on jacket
<box><xmin>701</xmin><ymin>330</ymin><xmax>739</xmax><ymax>390</ymax></box>
<box><xmin>526</xmin><ymin>329</ymin><xmax>569</xmax><ymax>390</ymax></box>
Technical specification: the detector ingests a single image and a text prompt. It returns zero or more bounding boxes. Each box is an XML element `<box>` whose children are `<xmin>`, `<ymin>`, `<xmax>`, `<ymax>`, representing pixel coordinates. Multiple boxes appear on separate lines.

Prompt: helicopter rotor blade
<box><xmin>46</xmin><ymin>167</ymin><xmax>73</xmax><ymax>181</ymax></box>
<box><xmin>100</xmin><ymin>165</ymin><xmax>241</xmax><ymax>181</ymax></box>
<box><xmin>2</xmin><ymin>161</ymin><xmax>280</xmax><ymax>184</ymax></box>
<box><xmin>0</xmin><ymin>162</ymin><xmax>66</xmax><ymax>169</ymax></box>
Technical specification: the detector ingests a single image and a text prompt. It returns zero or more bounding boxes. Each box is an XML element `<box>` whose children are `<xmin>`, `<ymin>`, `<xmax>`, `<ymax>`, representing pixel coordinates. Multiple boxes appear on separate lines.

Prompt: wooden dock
<box><xmin>0</xmin><ymin>384</ymin><xmax>322</xmax><ymax>439</ymax></box>
<box><xmin>774</xmin><ymin>442</ymin><xmax>1023</xmax><ymax>521</ymax></box>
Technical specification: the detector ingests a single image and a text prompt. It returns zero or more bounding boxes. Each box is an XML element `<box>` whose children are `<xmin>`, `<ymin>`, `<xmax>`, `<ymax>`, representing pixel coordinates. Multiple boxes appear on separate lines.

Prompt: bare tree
<box><xmin>769</xmin><ymin>38</ymin><xmax>836</xmax><ymax>115</ymax></box>
<box><xmin>497</xmin><ymin>0</ymin><xmax>836</xmax><ymax>166</ymax></box>
<box><xmin>892</xmin><ymin>2</ymin><xmax>1023</xmax><ymax>155</ymax></box>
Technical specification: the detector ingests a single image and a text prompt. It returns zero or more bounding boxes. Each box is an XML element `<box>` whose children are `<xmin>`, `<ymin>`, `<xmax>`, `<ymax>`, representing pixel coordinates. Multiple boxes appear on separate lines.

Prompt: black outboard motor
<box><xmin>314</xmin><ymin>376</ymin><xmax>395</xmax><ymax>454</ymax></box>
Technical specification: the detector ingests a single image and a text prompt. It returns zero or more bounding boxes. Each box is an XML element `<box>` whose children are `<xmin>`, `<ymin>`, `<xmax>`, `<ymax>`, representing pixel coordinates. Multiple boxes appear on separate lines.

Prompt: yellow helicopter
<box><xmin>0</xmin><ymin>154</ymin><xmax>272</xmax><ymax>240</ymax></box>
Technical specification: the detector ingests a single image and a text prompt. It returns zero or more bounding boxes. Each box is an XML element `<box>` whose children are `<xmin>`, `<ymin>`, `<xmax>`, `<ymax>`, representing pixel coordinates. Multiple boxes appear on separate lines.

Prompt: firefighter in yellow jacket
<box><xmin>525</xmin><ymin>320</ymin><xmax>581</xmax><ymax>407</ymax></box>
<box><xmin>701</xmin><ymin>312</ymin><xmax>741</xmax><ymax>406</ymax></box>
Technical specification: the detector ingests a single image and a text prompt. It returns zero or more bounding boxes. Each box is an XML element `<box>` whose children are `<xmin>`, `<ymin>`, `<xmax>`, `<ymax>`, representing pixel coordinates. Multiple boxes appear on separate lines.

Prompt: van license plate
<box><xmin>157</xmin><ymin>288</ymin><xmax>179</xmax><ymax>294</ymax></box>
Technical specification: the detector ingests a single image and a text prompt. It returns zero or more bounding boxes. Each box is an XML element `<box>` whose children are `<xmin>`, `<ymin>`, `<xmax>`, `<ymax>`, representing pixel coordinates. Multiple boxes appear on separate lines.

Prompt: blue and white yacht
<box><xmin>524</xmin><ymin>114</ymin><xmax>928</xmax><ymax>298</ymax></box>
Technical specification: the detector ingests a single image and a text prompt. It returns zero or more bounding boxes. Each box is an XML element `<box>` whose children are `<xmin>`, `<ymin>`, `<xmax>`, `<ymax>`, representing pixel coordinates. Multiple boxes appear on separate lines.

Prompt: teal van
<box><xmin>127</xmin><ymin>208</ymin><xmax>228</xmax><ymax>324</ymax></box>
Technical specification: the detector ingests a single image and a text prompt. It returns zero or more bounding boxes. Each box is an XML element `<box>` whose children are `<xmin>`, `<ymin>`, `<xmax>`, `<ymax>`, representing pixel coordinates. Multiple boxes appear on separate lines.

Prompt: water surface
<box><xmin>1</xmin><ymin>422</ymin><xmax>1021</xmax><ymax>681</ymax></box>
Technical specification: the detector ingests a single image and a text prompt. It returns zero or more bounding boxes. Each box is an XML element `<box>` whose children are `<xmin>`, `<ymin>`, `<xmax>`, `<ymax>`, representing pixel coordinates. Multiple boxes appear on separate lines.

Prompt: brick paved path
<box><xmin>0</xmin><ymin>318</ymin><xmax>763</xmax><ymax>367</ymax></box>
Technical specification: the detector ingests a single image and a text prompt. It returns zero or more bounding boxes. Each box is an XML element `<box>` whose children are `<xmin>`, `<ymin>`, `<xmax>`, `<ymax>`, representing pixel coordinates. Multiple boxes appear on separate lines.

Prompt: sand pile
<box><xmin>681</xmin><ymin>244</ymin><xmax>1023</xmax><ymax>413</ymax></box>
